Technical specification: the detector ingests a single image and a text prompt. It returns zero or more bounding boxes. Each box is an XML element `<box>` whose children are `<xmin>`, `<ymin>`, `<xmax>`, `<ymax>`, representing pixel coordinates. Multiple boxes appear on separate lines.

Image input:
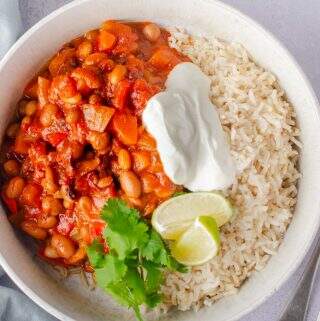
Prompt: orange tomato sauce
<box><xmin>0</xmin><ymin>21</ymin><xmax>187</xmax><ymax>267</ymax></box>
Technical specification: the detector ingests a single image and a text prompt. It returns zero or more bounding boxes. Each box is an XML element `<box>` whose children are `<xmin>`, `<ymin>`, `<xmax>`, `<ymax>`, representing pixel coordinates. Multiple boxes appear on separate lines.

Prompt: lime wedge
<box><xmin>151</xmin><ymin>192</ymin><xmax>234</xmax><ymax>240</ymax></box>
<box><xmin>171</xmin><ymin>216</ymin><xmax>220</xmax><ymax>266</ymax></box>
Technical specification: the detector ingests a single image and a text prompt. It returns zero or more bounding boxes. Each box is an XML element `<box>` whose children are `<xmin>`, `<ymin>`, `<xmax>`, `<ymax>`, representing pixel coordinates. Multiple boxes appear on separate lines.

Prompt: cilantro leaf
<box><xmin>95</xmin><ymin>254</ymin><xmax>127</xmax><ymax>286</ymax></box>
<box><xmin>166</xmin><ymin>256</ymin><xmax>189</xmax><ymax>273</ymax></box>
<box><xmin>140</xmin><ymin>230</ymin><xmax>166</xmax><ymax>262</ymax></box>
<box><xmin>143</xmin><ymin>261</ymin><xmax>163</xmax><ymax>294</ymax></box>
<box><xmin>106</xmin><ymin>281</ymin><xmax>133</xmax><ymax>307</ymax></box>
<box><xmin>126</xmin><ymin>268</ymin><xmax>147</xmax><ymax>305</ymax></box>
<box><xmin>86</xmin><ymin>198</ymin><xmax>187</xmax><ymax>321</ymax></box>
<box><xmin>103</xmin><ymin>229</ymin><xmax>130</xmax><ymax>260</ymax></box>
<box><xmin>104</xmin><ymin>268</ymin><xmax>146</xmax><ymax>321</ymax></box>
<box><xmin>172</xmin><ymin>191</ymin><xmax>188</xmax><ymax>197</ymax></box>
<box><xmin>86</xmin><ymin>240</ymin><xmax>104</xmax><ymax>268</ymax></box>
<box><xmin>141</xmin><ymin>230</ymin><xmax>187</xmax><ymax>272</ymax></box>
<box><xmin>102</xmin><ymin>199</ymin><xmax>149</xmax><ymax>258</ymax></box>
<box><xmin>145</xmin><ymin>293</ymin><xmax>162</xmax><ymax>308</ymax></box>
<box><xmin>132</xmin><ymin>306</ymin><xmax>143</xmax><ymax>321</ymax></box>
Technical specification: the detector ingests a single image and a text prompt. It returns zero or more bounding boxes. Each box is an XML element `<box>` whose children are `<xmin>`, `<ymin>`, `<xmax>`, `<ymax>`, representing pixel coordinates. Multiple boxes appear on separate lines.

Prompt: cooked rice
<box><xmin>160</xmin><ymin>29</ymin><xmax>300</xmax><ymax>311</ymax></box>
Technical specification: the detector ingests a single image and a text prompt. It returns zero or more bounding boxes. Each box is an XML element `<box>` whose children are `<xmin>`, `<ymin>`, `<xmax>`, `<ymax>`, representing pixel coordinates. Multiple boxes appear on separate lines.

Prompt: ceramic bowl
<box><xmin>0</xmin><ymin>1</ymin><xmax>319</xmax><ymax>320</ymax></box>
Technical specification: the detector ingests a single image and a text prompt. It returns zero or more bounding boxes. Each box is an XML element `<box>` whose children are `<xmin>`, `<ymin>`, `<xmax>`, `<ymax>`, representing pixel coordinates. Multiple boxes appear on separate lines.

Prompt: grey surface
<box><xmin>279</xmin><ymin>235</ymin><xmax>320</xmax><ymax>321</ymax></box>
<box><xmin>1</xmin><ymin>0</ymin><xmax>319</xmax><ymax>321</ymax></box>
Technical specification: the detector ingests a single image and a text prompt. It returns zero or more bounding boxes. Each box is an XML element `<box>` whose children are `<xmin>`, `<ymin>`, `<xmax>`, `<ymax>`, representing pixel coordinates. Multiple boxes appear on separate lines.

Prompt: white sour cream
<box><xmin>142</xmin><ymin>62</ymin><xmax>235</xmax><ymax>192</ymax></box>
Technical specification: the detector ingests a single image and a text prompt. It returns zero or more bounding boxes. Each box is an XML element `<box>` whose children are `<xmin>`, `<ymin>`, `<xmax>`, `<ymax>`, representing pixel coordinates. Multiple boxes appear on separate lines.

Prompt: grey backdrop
<box><xmin>7</xmin><ymin>1</ymin><xmax>320</xmax><ymax>320</ymax></box>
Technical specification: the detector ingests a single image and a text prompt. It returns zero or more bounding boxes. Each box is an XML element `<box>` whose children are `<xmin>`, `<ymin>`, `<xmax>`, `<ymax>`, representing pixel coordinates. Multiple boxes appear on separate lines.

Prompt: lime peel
<box><xmin>152</xmin><ymin>192</ymin><xmax>234</xmax><ymax>240</ymax></box>
<box><xmin>171</xmin><ymin>216</ymin><xmax>220</xmax><ymax>266</ymax></box>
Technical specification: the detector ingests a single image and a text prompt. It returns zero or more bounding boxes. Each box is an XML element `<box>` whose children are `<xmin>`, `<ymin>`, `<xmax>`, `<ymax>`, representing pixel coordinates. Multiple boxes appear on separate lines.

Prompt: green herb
<box><xmin>87</xmin><ymin>198</ymin><xmax>187</xmax><ymax>321</ymax></box>
<box><xmin>172</xmin><ymin>191</ymin><xmax>188</xmax><ymax>198</ymax></box>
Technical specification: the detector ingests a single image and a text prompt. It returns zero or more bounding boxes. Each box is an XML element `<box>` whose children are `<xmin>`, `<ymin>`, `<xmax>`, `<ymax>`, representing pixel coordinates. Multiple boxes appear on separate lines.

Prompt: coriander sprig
<box><xmin>87</xmin><ymin>198</ymin><xmax>187</xmax><ymax>321</ymax></box>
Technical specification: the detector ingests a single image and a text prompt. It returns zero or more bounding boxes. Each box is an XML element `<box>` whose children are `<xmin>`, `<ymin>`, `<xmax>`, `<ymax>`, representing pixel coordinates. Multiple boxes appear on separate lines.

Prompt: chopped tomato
<box><xmin>112</xmin><ymin>112</ymin><xmax>138</xmax><ymax>145</ymax></box>
<box><xmin>1</xmin><ymin>21</ymin><xmax>184</xmax><ymax>268</ymax></box>
<box><xmin>57</xmin><ymin>213</ymin><xmax>75</xmax><ymax>236</ymax></box>
<box><xmin>26</xmin><ymin>120</ymin><xmax>42</xmax><ymax>140</ymax></box>
<box><xmin>45</xmin><ymin>132</ymin><xmax>68</xmax><ymax>146</ymax></box>
<box><xmin>131</xmin><ymin>78</ymin><xmax>157</xmax><ymax>114</ymax></box>
<box><xmin>28</xmin><ymin>142</ymin><xmax>47</xmax><ymax>167</ymax></box>
<box><xmin>75</xmin><ymin>172</ymin><xmax>99</xmax><ymax>194</ymax></box>
<box><xmin>126</xmin><ymin>55</ymin><xmax>144</xmax><ymax>77</ymax></box>
<box><xmin>23</xmin><ymin>206</ymin><xmax>42</xmax><ymax>220</ymax></box>
<box><xmin>29</xmin><ymin>141</ymin><xmax>46</xmax><ymax>157</ymax></box>
<box><xmin>89</xmin><ymin>221</ymin><xmax>105</xmax><ymax>242</ymax></box>
<box><xmin>28</xmin><ymin>142</ymin><xmax>47</xmax><ymax>172</ymax></box>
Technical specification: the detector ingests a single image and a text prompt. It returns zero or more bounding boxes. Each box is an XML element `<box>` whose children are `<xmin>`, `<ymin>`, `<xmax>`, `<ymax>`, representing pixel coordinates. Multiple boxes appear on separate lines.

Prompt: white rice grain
<box><xmin>161</xmin><ymin>29</ymin><xmax>300</xmax><ymax>312</ymax></box>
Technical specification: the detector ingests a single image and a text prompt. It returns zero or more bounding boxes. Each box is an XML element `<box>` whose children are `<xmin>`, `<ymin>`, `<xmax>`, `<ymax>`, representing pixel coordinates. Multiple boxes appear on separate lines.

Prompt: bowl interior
<box><xmin>0</xmin><ymin>1</ymin><xmax>319</xmax><ymax>321</ymax></box>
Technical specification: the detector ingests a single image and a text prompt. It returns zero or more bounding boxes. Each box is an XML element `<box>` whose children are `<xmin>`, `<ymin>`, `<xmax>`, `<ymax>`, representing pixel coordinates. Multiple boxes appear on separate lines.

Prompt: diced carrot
<box><xmin>38</xmin><ymin>76</ymin><xmax>51</xmax><ymax>108</ymax></box>
<box><xmin>112</xmin><ymin>113</ymin><xmax>138</xmax><ymax>145</ymax></box>
<box><xmin>49</xmin><ymin>48</ymin><xmax>76</xmax><ymax>76</ymax></box>
<box><xmin>101</xmin><ymin>21</ymin><xmax>138</xmax><ymax>54</ymax></box>
<box><xmin>112</xmin><ymin>79</ymin><xmax>131</xmax><ymax>109</ymax></box>
<box><xmin>149</xmin><ymin>46</ymin><xmax>181</xmax><ymax>69</ymax></box>
<box><xmin>98</xmin><ymin>30</ymin><xmax>116</xmax><ymax>51</ymax></box>
<box><xmin>82</xmin><ymin>104</ymin><xmax>115</xmax><ymax>132</ymax></box>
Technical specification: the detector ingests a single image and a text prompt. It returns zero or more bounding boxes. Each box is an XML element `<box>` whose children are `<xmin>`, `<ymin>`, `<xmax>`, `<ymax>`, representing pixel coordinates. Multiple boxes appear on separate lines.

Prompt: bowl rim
<box><xmin>0</xmin><ymin>0</ymin><xmax>319</xmax><ymax>321</ymax></box>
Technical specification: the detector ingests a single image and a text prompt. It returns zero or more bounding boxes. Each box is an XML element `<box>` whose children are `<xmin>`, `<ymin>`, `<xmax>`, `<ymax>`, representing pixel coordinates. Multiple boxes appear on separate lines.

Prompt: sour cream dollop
<box><xmin>142</xmin><ymin>62</ymin><xmax>235</xmax><ymax>191</ymax></box>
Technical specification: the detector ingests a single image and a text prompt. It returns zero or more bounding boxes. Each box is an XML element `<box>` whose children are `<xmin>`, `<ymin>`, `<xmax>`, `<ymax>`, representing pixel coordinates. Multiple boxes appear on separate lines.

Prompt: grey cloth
<box><xmin>0</xmin><ymin>263</ymin><xmax>56</xmax><ymax>321</ymax></box>
<box><xmin>0</xmin><ymin>276</ymin><xmax>56</xmax><ymax>321</ymax></box>
<box><xmin>0</xmin><ymin>0</ymin><xmax>22</xmax><ymax>59</ymax></box>
<box><xmin>0</xmin><ymin>2</ymin><xmax>57</xmax><ymax>320</ymax></box>
<box><xmin>0</xmin><ymin>1</ymin><xmax>319</xmax><ymax>321</ymax></box>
